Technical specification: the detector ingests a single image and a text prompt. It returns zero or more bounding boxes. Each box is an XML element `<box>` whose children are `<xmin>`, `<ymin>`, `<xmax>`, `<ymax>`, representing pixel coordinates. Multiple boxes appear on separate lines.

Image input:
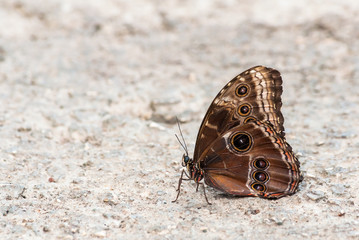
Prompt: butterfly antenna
<box><xmin>175</xmin><ymin>117</ymin><xmax>189</xmax><ymax>156</ymax></box>
<box><xmin>175</xmin><ymin>134</ymin><xmax>188</xmax><ymax>156</ymax></box>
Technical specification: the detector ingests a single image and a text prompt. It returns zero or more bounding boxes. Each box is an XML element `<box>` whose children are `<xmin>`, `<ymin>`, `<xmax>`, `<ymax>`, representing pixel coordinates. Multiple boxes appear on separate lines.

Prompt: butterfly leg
<box><xmin>196</xmin><ymin>182</ymin><xmax>212</xmax><ymax>205</ymax></box>
<box><xmin>172</xmin><ymin>169</ymin><xmax>191</xmax><ymax>203</ymax></box>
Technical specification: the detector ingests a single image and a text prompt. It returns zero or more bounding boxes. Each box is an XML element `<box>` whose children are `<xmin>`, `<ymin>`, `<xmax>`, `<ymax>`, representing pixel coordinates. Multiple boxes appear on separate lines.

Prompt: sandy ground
<box><xmin>1</xmin><ymin>0</ymin><xmax>359</xmax><ymax>239</ymax></box>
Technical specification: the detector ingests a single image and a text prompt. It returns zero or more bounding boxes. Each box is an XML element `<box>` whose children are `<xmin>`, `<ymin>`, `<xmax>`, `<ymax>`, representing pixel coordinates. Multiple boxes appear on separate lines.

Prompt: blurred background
<box><xmin>0</xmin><ymin>0</ymin><xmax>358</xmax><ymax>239</ymax></box>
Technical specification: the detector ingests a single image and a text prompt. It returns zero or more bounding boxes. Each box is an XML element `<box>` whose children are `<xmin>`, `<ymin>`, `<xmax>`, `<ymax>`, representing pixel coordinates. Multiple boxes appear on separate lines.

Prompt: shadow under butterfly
<box><xmin>173</xmin><ymin>66</ymin><xmax>302</xmax><ymax>205</ymax></box>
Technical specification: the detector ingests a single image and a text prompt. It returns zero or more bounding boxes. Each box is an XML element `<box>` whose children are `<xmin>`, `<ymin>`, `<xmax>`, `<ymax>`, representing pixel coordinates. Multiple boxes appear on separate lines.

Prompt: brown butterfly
<box><xmin>173</xmin><ymin>66</ymin><xmax>302</xmax><ymax>204</ymax></box>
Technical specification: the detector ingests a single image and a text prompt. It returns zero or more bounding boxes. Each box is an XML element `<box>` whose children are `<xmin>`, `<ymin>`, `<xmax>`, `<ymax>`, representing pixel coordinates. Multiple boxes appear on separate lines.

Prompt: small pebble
<box><xmin>306</xmin><ymin>190</ymin><xmax>326</xmax><ymax>201</ymax></box>
<box><xmin>331</xmin><ymin>184</ymin><xmax>347</xmax><ymax>196</ymax></box>
<box><xmin>93</xmin><ymin>231</ymin><xmax>106</xmax><ymax>238</ymax></box>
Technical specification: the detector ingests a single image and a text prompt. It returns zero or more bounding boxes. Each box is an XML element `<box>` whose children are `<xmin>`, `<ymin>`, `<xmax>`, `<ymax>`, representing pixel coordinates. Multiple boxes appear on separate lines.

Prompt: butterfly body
<box><xmin>174</xmin><ymin>66</ymin><xmax>302</xmax><ymax>203</ymax></box>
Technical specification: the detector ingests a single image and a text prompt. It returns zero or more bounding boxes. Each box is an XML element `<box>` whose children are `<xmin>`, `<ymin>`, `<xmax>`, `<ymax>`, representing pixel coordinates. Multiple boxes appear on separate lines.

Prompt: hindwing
<box><xmin>201</xmin><ymin>120</ymin><xmax>301</xmax><ymax>198</ymax></box>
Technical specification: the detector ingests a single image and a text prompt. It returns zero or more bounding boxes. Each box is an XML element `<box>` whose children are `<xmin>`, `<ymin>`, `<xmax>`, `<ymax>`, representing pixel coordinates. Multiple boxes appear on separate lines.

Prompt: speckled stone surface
<box><xmin>1</xmin><ymin>0</ymin><xmax>358</xmax><ymax>239</ymax></box>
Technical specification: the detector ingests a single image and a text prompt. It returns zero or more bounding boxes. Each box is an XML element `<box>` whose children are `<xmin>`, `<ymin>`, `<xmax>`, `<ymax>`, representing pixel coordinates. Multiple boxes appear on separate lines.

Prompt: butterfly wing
<box><xmin>194</xmin><ymin>66</ymin><xmax>285</xmax><ymax>162</ymax></box>
<box><xmin>200</xmin><ymin>120</ymin><xmax>301</xmax><ymax>198</ymax></box>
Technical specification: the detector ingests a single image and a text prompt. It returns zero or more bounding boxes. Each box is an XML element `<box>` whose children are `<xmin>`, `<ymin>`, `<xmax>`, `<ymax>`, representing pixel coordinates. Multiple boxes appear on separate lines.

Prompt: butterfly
<box><xmin>173</xmin><ymin>66</ymin><xmax>302</xmax><ymax>204</ymax></box>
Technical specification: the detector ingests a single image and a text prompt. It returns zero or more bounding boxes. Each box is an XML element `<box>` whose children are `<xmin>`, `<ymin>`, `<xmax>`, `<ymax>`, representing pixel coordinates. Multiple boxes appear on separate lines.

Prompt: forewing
<box><xmin>194</xmin><ymin>66</ymin><xmax>285</xmax><ymax>162</ymax></box>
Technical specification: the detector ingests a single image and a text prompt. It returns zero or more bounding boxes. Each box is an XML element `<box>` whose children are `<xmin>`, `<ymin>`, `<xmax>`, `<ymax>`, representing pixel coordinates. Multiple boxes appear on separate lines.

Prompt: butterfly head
<box><xmin>181</xmin><ymin>154</ymin><xmax>192</xmax><ymax>167</ymax></box>
<box><xmin>182</xmin><ymin>153</ymin><xmax>202</xmax><ymax>182</ymax></box>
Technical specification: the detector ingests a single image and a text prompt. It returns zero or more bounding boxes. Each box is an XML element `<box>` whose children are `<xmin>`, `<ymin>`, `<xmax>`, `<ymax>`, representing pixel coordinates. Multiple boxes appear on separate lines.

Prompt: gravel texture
<box><xmin>1</xmin><ymin>0</ymin><xmax>359</xmax><ymax>239</ymax></box>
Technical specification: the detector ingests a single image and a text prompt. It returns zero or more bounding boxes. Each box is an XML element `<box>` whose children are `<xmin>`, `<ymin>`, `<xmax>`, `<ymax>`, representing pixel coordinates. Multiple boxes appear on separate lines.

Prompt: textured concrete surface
<box><xmin>1</xmin><ymin>0</ymin><xmax>358</xmax><ymax>239</ymax></box>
